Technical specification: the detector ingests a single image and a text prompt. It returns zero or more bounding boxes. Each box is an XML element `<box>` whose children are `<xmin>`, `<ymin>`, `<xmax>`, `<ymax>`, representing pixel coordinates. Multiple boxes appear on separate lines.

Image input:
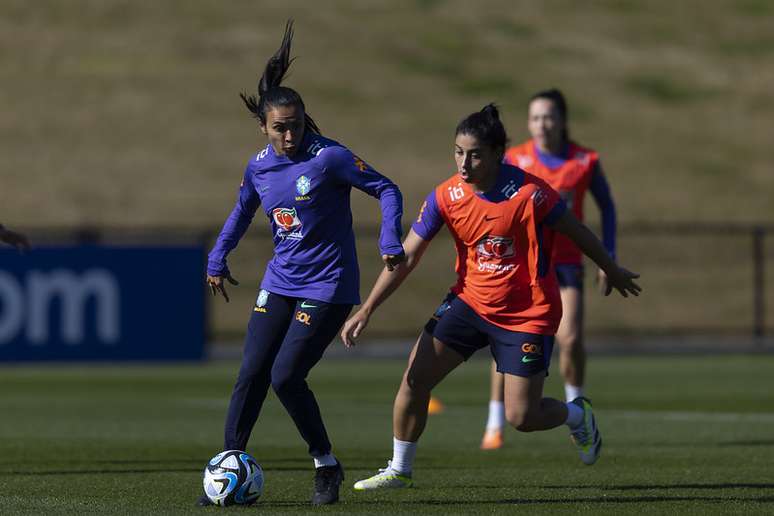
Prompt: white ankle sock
<box><xmin>565</xmin><ymin>384</ymin><xmax>584</xmax><ymax>402</ymax></box>
<box><xmin>565</xmin><ymin>402</ymin><xmax>584</xmax><ymax>429</ymax></box>
<box><xmin>391</xmin><ymin>438</ymin><xmax>417</xmax><ymax>475</ymax></box>
<box><xmin>313</xmin><ymin>453</ymin><xmax>337</xmax><ymax>468</ymax></box>
<box><xmin>485</xmin><ymin>400</ymin><xmax>505</xmax><ymax>431</ymax></box>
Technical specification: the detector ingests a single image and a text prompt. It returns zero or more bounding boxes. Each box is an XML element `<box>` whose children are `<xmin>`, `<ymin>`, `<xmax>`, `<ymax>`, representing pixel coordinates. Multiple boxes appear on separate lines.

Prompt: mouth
<box><xmin>460</xmin><ymin>170</ymin><xmax>471</xmax><ymax>182</ymax></box>
<box><xmin>283</xmin><ymin>145</ymin><xmax>297</xmax><ymax>154</ymax></box>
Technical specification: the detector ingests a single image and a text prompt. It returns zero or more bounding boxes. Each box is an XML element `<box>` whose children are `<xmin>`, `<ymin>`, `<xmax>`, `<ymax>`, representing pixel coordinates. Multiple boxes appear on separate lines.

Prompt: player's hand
<box><xmin>341</xmin><ymin>309</ymin><xmax>370</xmax><ymax>348</ymax></box>
<box><xmin>382</xmin><ymin>252</ymin><xmax>406</xmax><ymax>272</ymax></box>
<box><xmin>206</xmin><ymin>273</ymin><xmax>239</xmax><ymax>303</ymax></box>
<box><xmin>604</xmin><ymin>266</ymin><xmax>641</xmax><ymax>298</ymax></box>
<box><xmin>0</xmin><ymin>227</ymin><xmax>31</xmax><ymax>253</ymax></box>
<box><xmin>596</xmin><ymin>268</ymin><xmax>609</xmax><ymax>295</ymax></box>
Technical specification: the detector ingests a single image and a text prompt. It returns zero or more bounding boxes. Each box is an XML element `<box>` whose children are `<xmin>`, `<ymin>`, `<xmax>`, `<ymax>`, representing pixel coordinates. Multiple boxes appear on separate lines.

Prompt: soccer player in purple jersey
<box><xmin>199</xmin><ymin>22</ymin><xmax>405</xmax><ymax>507</ymax></box>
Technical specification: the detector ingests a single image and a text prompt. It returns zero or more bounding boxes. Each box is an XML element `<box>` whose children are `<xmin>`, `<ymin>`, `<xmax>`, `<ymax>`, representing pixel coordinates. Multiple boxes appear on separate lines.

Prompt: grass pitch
<box><xmin>1</xmin><ymin>354</ymin><xmax>773</xmax><ymax>514</ymax></box>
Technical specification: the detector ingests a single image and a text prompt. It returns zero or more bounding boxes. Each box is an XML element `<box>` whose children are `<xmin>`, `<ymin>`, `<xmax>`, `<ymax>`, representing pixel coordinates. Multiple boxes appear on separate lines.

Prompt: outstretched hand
<box><xmin>604</xmin><ymin>266</ymin><xmax>641</xmax><ymax>298</ymax></box>
<box><xmin>340</xmin><ymin>309</ymin><xmax>370</xmax><ymax>348</ymax></box>
<box><xmin>382</xmin><ymin>252</ymin><xmax>406</xmax><ymax>272</ymax></box>
<box><xmin>206</xmin><ymin>273</ymin><xmax>239</xmax><ymax>302</ymax></box>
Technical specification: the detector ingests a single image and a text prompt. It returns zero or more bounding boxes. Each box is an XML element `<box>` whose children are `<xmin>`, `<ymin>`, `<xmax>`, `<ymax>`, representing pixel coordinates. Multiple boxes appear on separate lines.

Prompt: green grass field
<box><xmin>1</xmin><ymin>354</ymin><xmax>773</xmax><ymax>514</ymax></box>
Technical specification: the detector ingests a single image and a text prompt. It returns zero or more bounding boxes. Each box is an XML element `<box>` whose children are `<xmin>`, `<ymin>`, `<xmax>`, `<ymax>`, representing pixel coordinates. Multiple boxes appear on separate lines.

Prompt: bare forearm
<box><xmin>553</xmin><ymin>212</ymin><xmax>641</xmax><ymax>298</ymax></box>
<box><xmin>361</xmin><ymin>229</ymin><xmax>429</xmax><ymax>315</ymax></box>
<box><xmin>360</xmin><ymin>265</ymin><xmax>413</xmax><ymax>316</ymax></box>
<box><xmin>574</xmin><ymin>224</ymin><xmax>617</xmax><ymax>273</ymax></box>
<box><xmin>554</xmin><ymin>212</ymin><xmax>616</xmax><ymax>274</ymax></box>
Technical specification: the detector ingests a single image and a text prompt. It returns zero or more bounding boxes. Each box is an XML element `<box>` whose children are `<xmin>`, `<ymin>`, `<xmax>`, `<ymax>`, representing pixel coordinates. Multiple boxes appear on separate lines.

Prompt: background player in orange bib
<box><xmin>342</xmin><ymin>105</ymin><xmax>640</xmax><ymax>490</ymax></box>
<box><xmin>480</xmin><ymin>89</ymin><xmax>618</xmax><ymax>450</ymax></box>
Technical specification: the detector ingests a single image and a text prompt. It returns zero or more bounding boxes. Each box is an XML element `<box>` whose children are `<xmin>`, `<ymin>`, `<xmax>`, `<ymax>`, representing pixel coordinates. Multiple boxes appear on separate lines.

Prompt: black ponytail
<box><xmin>529</xmin><ymin>88</ymin><xmax>568</xmax><ymax>142</ymax></box>
<box><xmin>455</xmin><ymin>103</ymin><xmax>509</xmax><ymax>153</ymax></box>
<box><xmin>239</xmin><ymin>20</ymin><xmax>320</xmax><ymax>135</ymax></box>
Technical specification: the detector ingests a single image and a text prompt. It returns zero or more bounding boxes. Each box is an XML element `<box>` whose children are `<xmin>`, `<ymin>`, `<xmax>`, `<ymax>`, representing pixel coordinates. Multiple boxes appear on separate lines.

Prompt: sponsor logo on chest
<box><xmin>272</xmin><ymin>207</ymin><xmax>303</xmax><ymax>240</ymax></box>
<box><xmin>476</xmin><ymin>235</ymin><xmax>516</xmax><ymax>273</ymax></box>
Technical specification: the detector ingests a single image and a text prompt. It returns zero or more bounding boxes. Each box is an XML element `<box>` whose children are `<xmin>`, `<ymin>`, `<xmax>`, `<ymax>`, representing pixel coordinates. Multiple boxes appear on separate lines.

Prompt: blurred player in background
<box><xmin>342</xmin><ymin>104</ymin><xmax>639</xmax><ymax>490</ymax></box>
<box><xmin>0</xmin><ymin>224</ymin><xmax>31</xmax><ymax>252</ymax></box>
<box><xmin>479</xmin><ymin>88</ymin><xmax>617</xmax><ymax>450</ymax></box>
<box><xmin>202</xmin><ymin>21</ymin><xmax>405</xmax><ymax>506</ymax></box>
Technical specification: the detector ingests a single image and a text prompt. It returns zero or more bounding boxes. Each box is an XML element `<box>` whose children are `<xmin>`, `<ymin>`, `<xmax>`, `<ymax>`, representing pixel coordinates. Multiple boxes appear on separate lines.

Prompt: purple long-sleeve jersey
<box><xmin>207</xmin><ymin>132</ymin><xmax>404</xmax><ymax>305</ymax></box>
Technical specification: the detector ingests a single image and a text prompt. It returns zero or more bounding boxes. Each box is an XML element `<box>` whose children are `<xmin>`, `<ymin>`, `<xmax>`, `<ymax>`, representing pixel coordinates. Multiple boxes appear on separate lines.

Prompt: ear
<box><xmin>259</xmin><ymin>121</ymin><xmax>268</xmax><ymax>136</ymax></box>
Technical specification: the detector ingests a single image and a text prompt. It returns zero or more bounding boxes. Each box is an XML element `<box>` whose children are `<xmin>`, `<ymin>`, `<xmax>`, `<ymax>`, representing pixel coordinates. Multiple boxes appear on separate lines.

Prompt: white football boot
<box><xmin>353</xmin><ymin>461</ymin><xmax>413</xmax><ymax>490</ymax></box>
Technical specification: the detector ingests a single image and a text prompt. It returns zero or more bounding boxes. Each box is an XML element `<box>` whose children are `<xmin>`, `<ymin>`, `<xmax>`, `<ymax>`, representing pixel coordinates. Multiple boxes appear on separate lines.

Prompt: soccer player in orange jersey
<box><xmin>480</xmin><ymin>89</ymin><xmax>617</xmax><ymax>450</ymax></box>
<box><xmin>343</xmin><ymin>104</ymin><xmax>640</xmax><ymax>489</ymax></box>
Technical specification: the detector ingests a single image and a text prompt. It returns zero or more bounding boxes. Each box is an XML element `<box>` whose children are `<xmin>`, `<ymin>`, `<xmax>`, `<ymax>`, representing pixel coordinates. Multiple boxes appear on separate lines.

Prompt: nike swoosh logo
<box><xmin>522</xmin><ymin>356</ymin><xmax>542</xmax><ymax>363</ymax></box>
<box><xmin>300</xmin><ymin>301</ymin><xmax>318</xmax><ymax>309</ymax></box>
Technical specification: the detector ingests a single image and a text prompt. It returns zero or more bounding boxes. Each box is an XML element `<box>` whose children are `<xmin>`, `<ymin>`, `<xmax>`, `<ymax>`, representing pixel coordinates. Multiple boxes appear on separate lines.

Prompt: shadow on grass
<box><xmin>718</xmin><ymin>439</ymin><xmax>774</xmax><ymax>447</ymax></box>
<box><xmin>256</xmin><ymin>495</ymin><xmax>774</xmax><ymax>508</ymax></box>
<box><xmin>0</xmin><ymin>463</ymin><xmax>358</xmax><ymax>476</ymax></box>
<box><xmin>543</xmin><ymin>482</ymin><xmax>774</xmax><ymax>491</ymax></box>
<box><xmin>0</xmin><ymin>468</ymin><xmax>202</xmax><ymax>476</ymax></box>
<box><xmin>0</xmin><ymin>466</ymin><xmax>318</xmax><ymax>476</ymax></box>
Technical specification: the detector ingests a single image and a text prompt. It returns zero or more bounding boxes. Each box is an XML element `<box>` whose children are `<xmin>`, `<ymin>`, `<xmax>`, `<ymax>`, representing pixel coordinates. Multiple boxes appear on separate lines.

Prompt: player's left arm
<box><xmin>551</xmin><ymin>210</ymin><xmax>641</xmax><ymax>297</ymax></box>
<box><xmin>588</xmin><ymin>162</ymin><xmax>617</xmax><ymax>293</ymax></box>
<box><xmin>327</xmin><ymin>147</ymin><xmax>405</xmax><ymax>269</ymax></box>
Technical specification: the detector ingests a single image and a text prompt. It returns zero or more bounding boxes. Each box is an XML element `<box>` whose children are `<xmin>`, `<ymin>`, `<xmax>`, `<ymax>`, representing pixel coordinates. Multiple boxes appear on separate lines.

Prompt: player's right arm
<box><xmin>341</xmin><ymin>191</ymin><xmax>443</xmax><ymax>347</ymax></box>
<box><xmin>206</xmin><ymin>166</ymin><xmax>261</xmax><ymax>302</ymax></box>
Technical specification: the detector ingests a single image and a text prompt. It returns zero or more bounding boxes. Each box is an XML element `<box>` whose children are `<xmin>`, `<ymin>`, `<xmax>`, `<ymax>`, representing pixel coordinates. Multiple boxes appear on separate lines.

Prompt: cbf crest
<box><xmin>295</xmin><ymin>175</ymin><xmax>311</xmax><ymax>200</ymax></box>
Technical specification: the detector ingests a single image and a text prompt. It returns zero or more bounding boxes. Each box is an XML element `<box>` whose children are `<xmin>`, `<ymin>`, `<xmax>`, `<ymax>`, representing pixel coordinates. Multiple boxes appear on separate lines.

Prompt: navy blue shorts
<box><xmin>555</xmin><ymin>264</ymin><xmax>584</xmax><ymax>289</ymax></box>
<box><xmin>425</xmin><ymin>293</ymin><xmax>554</xmax><ymax>377</ymax></box>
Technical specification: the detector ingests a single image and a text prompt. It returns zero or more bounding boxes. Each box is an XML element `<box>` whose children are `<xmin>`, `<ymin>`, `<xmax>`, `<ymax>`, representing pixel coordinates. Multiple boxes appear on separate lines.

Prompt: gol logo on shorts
<box><xmin>522</xmin><ymin>342</ymin><xmax>542</xmax><ymax>355</ymax></box>
<box><xmin>296</xmin><ymin>311</ymin><xmax>312</xmax><ymax>325</ymax></box>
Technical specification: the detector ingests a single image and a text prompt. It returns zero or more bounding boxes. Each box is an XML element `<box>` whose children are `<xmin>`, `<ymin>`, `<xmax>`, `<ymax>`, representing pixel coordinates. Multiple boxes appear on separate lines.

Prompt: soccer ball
<box><xmin>202</xmin><ymin>450</ymin><xmax>263</xmax><ymax>506</ymax></box>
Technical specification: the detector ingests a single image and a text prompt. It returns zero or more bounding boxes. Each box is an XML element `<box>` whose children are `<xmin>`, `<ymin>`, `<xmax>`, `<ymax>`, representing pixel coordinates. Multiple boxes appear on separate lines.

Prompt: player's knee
<box><xmin>403</xmin><ymin>369</ymin><xmax>432</xmax><ymax>395</ymax></box>
<box><xmin>270</xmin><ymin>372</ymin><xmax>302</xmax><ymax>397</ymax></box>
<box><xmin>560</xmin><ymin>331</ymin><xmax>582</xmax><ymax>352</ymax></box>
<box><xmin>235</xmin><ymin>363</ymin><xmax>266</xmax><ymax>387</ymax></box>
<box><xmin>506</xmin><ymin>407</ymin><xmax>540</xmax><ymax>432</ymax></box>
